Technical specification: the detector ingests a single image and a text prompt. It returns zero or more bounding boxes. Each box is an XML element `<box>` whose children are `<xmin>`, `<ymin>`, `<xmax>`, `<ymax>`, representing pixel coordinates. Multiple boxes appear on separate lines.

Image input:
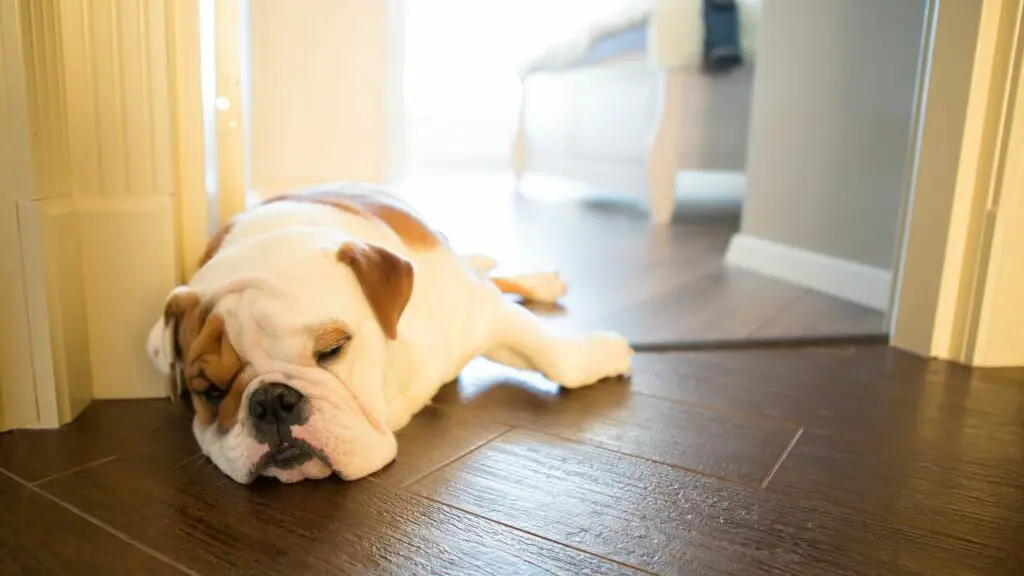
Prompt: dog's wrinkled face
<box><xmin>154</xmin><ymin>236</ymin><xmax>414</xmax><ymax>484</ymax></box>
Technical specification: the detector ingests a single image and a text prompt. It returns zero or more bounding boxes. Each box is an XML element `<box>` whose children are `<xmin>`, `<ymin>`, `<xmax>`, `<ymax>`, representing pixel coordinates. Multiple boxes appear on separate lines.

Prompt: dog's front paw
<box><xmin>559</xmin><ymin>331</ymin><xmax>634</xmax><ymax>389</ymax></box>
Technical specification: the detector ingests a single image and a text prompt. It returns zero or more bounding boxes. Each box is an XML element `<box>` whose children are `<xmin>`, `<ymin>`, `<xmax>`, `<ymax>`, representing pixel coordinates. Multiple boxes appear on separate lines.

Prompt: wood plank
<box><xmin>0</xmin><ymin>399</ymin><xmax>194</xmax><ymax>482</ymax></box>
<box><xmin>38</xmin><ymin>445</ymin><xmax>642</xmax><ymax>575</ymax></box>
<box><xmin>626</xmin><ymin>346</ymin><xmax>994</xmax><ymax>433</ymax></box>
<box><xmin>580</xmin><ymin>267</ymin><xmax>804</xmax><ymax>343</ymax></box>
<box><xmin>750</xmin><ymin>287</ymin><xmax>886</xmax><ymax>337</ymax></box>
<box><xmin>768</xmin><ymin>360</ymin><xmax>1024</xmax><ymax>557</ymax></box>
<box><xmin>412</xmin><ymin>429</ymin><xmax>1017</xmax><ymax>575</ymax></box>
<box><xmin>371</xmin><ymin>405</ymin><xmax>510</xmax><ymax>487</ymax></box>
<box><xmin>433</xmin><ymin>360</ymin><xmax>800</xmax><ymax>486</ymax></box>
<box><xmin>0</xmin><ymin>471</ymin><xmax>184</xmax><ymax>575</ymax></box>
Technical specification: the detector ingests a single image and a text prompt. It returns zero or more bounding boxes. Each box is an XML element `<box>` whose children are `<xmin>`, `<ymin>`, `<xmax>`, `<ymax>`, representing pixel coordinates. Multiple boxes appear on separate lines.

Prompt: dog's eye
<box><xmin>201</xmin><ymin>386</ymin><xmax>227</xmax><ymax>403</ymax></box>
<box><xmin>315</xmin><ymin>338</ymin><xmax>350</xmax><ymax>364</ymax></box>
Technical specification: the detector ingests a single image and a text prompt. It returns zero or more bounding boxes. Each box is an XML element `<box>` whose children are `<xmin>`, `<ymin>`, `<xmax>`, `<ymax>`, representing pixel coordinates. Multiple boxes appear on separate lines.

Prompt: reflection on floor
<box><xmin>397</xmin><ymin>170</ymin><xmax>885</xmax><ymax>344</ymax></box>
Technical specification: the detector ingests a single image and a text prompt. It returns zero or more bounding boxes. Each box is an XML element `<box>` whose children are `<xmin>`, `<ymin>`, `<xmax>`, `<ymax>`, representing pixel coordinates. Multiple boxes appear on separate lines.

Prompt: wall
<box><xmin>247</xmin><ymin>0</ymin><xmax>390</xmax><ymax>196</ymax></box>
<box><xmin>739</xmin><ymin>0</ymin><xmax>927</xmax><ymax>270</ymax></box>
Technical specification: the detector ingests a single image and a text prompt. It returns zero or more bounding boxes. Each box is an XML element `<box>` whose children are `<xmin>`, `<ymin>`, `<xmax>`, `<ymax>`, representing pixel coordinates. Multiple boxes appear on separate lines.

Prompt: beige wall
<box><xmin>740</xmin><ymin>0</ymin><xmax>927</xmax><ymax>269</ymax></box>
<box><xmin>248</xmin><ymin>0</ymin><xmax>390</xmax><ymax>197</ymax></box>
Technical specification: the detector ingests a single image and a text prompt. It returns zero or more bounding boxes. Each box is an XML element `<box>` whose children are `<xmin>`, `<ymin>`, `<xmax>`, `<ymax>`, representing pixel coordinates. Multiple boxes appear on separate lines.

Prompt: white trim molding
<box><xmin>725</xmin><ymin>233</ymin><xmax>893</xmax><ymax>312</ymax></box>
<box><xmin>890</xmin><ymin>0</ymin><xmax>1024</xmax><ymax>364</ymax></box>
<box><xmin>0</xmin><ymin>0</ymin><xmax>202</xmax><ymax>428</ymax></box>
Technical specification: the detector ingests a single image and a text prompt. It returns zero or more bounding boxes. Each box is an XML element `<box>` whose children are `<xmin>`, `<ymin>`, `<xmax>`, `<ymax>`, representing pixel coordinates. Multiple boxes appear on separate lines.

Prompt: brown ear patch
<box><xmin>186</xmin><ymin>313</ymin><xmax>247</xmax><ymax>431</ymax></box>
<box><xmin>337</xmin><ymin>242</ymin><xmax>415</xmax><ymax>340</ymax></box>
<box><xmin>265</xmin><ymin>187</ymin><xmax>445</xmax><ymax>250</ymax></box>
<box><xmin>198</xmin><ymin>187</ymin><xmax>441</xmax><ymax>270</ymax></box>
<box><xmin>163</xmin><ymin>288</ymin><xmax>249</xmax><ymax>430</ymax></box>
<box><xmin>164</xmin><ymin>287</ymin><xmax>204</xmax><ymax>402</ymax></box>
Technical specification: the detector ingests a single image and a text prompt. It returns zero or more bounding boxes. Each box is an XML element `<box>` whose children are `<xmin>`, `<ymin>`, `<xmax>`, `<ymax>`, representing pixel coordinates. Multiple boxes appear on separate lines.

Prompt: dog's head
<box><xmin>148</xmin><ymin>230</ymin><xmax>413</xmax><ymax>484</ymax></box>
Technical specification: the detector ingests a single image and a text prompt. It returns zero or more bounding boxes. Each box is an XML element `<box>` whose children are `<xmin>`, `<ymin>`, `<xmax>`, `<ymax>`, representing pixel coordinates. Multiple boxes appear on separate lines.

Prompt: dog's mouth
<box><xmin>255</xmin><ymin>438</ymin><xmax>329</xmax><ymax>474</ymax></box>
<box><xmin>268</xmin><ymin>443</ymin><xmax>310</xmax><ymax>468</ymax></box>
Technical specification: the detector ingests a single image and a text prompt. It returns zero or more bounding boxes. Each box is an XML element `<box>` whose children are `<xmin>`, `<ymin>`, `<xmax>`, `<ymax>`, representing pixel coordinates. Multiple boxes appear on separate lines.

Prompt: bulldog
<box><xmin>146</xmin><ymin>184</ymin><xmax>634</xmax><ymax>484</ymax></box>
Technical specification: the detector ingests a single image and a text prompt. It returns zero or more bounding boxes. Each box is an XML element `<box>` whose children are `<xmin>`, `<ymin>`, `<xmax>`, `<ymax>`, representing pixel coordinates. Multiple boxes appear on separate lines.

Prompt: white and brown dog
<box><xmin>146</xmin><ymin>184</ymin><xmax>633</xmax><ymax>484</ymax></box>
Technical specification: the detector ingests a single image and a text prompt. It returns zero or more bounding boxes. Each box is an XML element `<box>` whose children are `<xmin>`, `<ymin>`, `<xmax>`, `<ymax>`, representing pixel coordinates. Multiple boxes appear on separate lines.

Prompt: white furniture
<box><xmin>512</xmin><ymin>0</ymin><xmax>761</xmax><ymax>223</ymax></box>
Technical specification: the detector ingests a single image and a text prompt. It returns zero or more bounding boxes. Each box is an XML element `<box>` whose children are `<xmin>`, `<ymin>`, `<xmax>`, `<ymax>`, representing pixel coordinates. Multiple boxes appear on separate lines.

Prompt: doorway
<box><xmin>396</xmin><ymin>0</ymin><xmax>927</xmax><ymax>346</ymax></box>
<box><xmin>197</xmin><ymin>0</ymin><xmax>1008</xmax><ymax>356</ymax></box>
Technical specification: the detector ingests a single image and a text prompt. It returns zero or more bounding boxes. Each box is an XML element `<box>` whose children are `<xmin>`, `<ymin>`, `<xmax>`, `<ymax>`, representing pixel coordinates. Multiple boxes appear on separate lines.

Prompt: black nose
<box><xmin>248</xmin><ymin>382</ymin><xmax>306</xmax><ymax>426</ymax></box>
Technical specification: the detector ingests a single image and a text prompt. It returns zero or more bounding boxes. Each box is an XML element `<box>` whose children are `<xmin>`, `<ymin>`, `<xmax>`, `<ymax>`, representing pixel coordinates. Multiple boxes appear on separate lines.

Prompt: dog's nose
<box><xmin>248</xmin><ymin>382</ymin><xmax>305</xmax><ymax>424</ymax></box>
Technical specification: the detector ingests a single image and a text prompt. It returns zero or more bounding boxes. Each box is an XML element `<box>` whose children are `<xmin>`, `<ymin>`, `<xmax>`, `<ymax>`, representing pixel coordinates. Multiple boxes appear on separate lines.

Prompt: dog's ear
<box><xmin>163</xmin><ymin>286</ymin><xmax>203</xmax><ymax>403</ymax></box>
<box><xmin>336</xmin><ymin>242</ymin><xmax>414</xmax><ymax>340</ymax></box>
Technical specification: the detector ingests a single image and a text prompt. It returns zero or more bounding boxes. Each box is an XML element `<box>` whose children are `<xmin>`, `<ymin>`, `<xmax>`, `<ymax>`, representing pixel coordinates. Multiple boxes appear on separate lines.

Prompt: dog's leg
<box><xmin>460</xmin><ymin>253</ymin><xmax>568</xmax><ymax>305</ymax></box>
<box><xmin>492</xmin><ymin>272</ymin><xmax>567</xmax><ymax>305</ymax></box>
<box><xmin>483</xmin><ymin>300</ymin><xmax>633</xmax><ymax>389</ymax></box>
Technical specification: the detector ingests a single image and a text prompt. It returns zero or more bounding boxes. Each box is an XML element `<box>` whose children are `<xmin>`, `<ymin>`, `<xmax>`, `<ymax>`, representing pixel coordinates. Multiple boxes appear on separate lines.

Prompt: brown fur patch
<box><xmin>266</xmin><ymin>187</ymin><xmax>445</xmax><ymax>250</ymax></box>
<box><xmin>197</xmin><ymin>187</ymin><xmax>441</xmax><ymax>270</ymax></box>
<box><xmin>337</xmin><ymin>242</ymin><xmax>415</xmax><ymax>340</ymax></box>
<box><xmin>492</xmin><ymin>278</ymin><xmax>543</xmax><ymax>301</ymax></box>
<box><xmin>198</xmin><ymin>218</ymin><xmax>236</xmax><ymax>267</ymax></box>
<box><xmin>164</xmin><ymin>289</ymin><xmax>249</xmax><ymax>431</ymax></box>
<box><xmin>312</xmin><ymin>323</ymin><xmax>350</xmax><ymax>353</ymax></box>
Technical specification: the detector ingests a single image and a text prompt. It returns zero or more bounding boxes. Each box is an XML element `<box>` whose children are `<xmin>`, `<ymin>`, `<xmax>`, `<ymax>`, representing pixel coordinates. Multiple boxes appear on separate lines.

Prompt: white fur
<box><xmin>148</xmin><ymin>187</ymin><xmax>633</xmax><ymax>483</ymax></box>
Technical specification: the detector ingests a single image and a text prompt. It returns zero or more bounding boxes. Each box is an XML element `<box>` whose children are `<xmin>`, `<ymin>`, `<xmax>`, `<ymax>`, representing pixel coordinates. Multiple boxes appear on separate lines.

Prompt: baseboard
<box><xmin>725</xmin><ymin>233</ymin><xmax>892</xmax><ymax>311</ymax></box>
<box><xmin>76</xmin><ymin>196</ymin><xmax>177</xmax><ymax>400</ymax></box>
<box><xmin>674</xmin><ymin>170</ymin><xmax>746</xmax><ymax>215</ymax></box>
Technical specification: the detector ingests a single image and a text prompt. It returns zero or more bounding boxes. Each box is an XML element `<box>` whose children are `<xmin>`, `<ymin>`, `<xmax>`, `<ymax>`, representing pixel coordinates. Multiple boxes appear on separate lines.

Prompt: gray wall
<box><xmin>740</xmin><ymin>0</ymin><xmax>927</xmax><ymax>269</ymax></box>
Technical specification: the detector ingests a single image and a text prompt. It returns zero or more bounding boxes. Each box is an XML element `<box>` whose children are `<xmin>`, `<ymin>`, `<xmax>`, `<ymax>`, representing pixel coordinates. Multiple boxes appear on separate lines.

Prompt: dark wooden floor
<box><xmin>2</xmin><ymin>346</ymin><xmax>1024</xmax><ymax>575</ymax></box>
<box><xmin>397</xmin><ymin>171</ymin><xmax>886</xmax><ymax>344</ymax></box>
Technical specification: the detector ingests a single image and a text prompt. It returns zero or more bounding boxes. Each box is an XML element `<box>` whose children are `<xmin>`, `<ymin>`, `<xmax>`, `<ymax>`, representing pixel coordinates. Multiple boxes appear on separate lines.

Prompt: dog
<box><xmin>146</xmin><ymin>183</ymin><xmax>634</xmax><ymax>484</ymax></box>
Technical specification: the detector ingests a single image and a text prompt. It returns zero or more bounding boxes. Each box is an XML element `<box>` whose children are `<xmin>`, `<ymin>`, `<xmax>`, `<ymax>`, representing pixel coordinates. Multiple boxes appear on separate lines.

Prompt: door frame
<box><xmin>889</xmin><ymin>0</ymin><xmax>1024</xmax><ymax>366</ymax></box>
<box><xmin>0</xmin><ymin>0</ymin><xmax>43</xmax><ymax>431</ymax></box>
<box><xmin>0</xmin><ymin>0</ymin><xmax>207</xmax><ymax>430</ymax></box>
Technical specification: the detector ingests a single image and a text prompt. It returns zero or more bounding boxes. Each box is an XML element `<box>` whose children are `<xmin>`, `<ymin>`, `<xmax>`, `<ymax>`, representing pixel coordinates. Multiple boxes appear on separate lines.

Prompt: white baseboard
<box><xmin>725</xmin><ymin>233</ymin><xmax>892</xmax><ymax>311</ymax></box>
<box><xmin>674</xmin><ymin>170</ymin><xmax>746</xmax><ymax>204</ymax></box>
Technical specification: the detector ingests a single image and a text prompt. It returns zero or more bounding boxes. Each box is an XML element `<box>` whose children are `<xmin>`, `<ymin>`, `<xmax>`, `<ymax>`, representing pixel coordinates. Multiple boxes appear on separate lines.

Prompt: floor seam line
<box><xmin>422</xmin><ymin>410</ymin><xmax>763</xmax><ymax>489</ymax></box>
<box><xmin>626</xmin><ymin>389</ymin><xmax>803</xmax><ymax>427</ymax></box>
<box><xmin>506</xmin><ymin>428</ymin><xmax>761</xmax><ymax>488</ymax></box>
<box><xmin>30</xmin><ymin>454</ymin><xmax>124</xmax><ymax>486</ymax></box>
<box><xmin>411</xmin><ymin>490</ymin><xmax>658</xmax><ymax>575</ymax></box>
<box><xmin>760</xmin><ymin>426</ymin><xmax>804</xmax><ymax>489</ymax></box>
<box><xmin>629</xmin><ymin>333</ymin><xmax>888</xmax><ymax>353</ymax></box>
<box><xmin>400</xmin><ymin>426</ymin><xmax>516</xmax><ymax>488</ymax></box>
<box><xmin>1</xmin><ymin>468</ymin><xmax>203</xmax><ymax>576</ymax></box>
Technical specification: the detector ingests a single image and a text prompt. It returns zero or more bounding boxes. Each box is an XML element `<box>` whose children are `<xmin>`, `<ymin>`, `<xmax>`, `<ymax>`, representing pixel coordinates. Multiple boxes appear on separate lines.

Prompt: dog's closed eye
<box><xmin>312</xmin><ymin>323</ymin><xmax>351</xmax><ymax>365</ymax></box>
<box><xmin>201</xmin><ymin>386</ymin><xmax>227</xmax><ymax>403</ymax></box>
<box><xmin>197</xmin><ymin>375</ymin><xmax>229</xmax><ymax>405</ymax></box>
<box><xmin>315</xmin><ymin>335</ymin><xmax>351</xmax><ymax>365</ymax></box>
